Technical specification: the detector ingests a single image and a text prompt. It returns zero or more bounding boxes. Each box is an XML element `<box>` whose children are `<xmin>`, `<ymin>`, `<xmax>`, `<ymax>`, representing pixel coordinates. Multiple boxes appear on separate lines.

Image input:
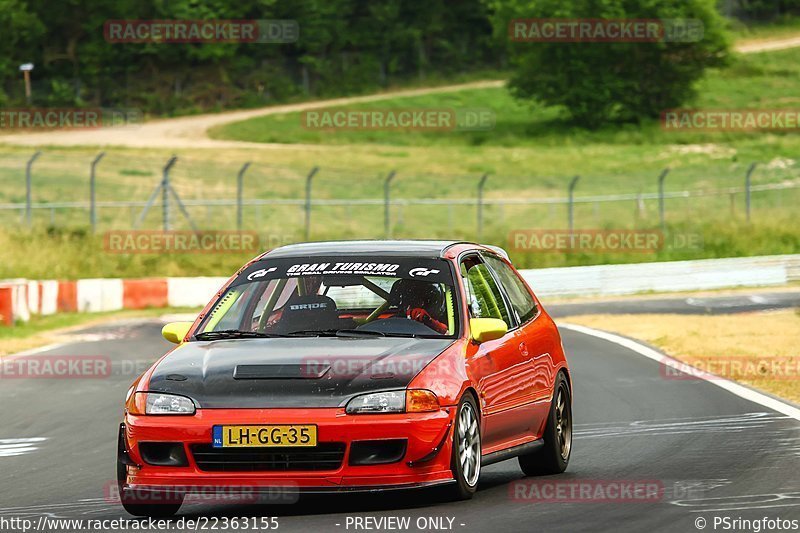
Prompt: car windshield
<box><xmin>195</xmin><ymin>256</ymin><xmax>458</xmax><ymax>338</ymax></box>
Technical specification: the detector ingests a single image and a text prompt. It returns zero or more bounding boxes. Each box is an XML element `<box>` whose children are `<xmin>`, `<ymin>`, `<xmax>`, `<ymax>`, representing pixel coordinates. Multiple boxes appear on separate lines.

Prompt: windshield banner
<box><xmin>233</xmin><ymin>257</ymin><xmax>453</xmax><ymax>286</ymax></box>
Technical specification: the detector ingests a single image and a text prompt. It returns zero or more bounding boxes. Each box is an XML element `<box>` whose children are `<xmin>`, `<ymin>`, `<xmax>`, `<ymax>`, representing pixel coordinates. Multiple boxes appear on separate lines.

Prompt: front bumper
<box><xmin>121</xmin><ymin>407</ymin><xmax>455</xmax><ymax>491</ymax></box>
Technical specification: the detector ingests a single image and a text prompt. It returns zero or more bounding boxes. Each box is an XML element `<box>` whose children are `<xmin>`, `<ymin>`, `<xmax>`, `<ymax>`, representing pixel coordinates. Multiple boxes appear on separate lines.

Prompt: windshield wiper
<box><xmin>289</xmin><ymin>328</ymin><xmax>430</xmax><ymax>339</ymax></box>
<box><xmin>206</xmin><ymin>328</ymin><xmax>436</xmax><ymax>339</ymax></box>
<box><xmin>381</xmin><ymin>332</ymin><xmax>449</xmax><ymax>338</ymax></box>
<box><xmin>194</xmin><ymin>330</ymin><xmax>289</xmax><ymax>340</ymax></box>
<box><xmin>285</xmin><ymin>329</ymin><xmax>339</xmax><ymax>337</ymax></box>
<box><xmin>285</xmin><ymin>329</ymin><xmax>388</xmax><ymax>338</ymax></box>
<box><xmin>335</xmin><ymin>329</ymin><xmax>386</xmax><ymax>337</ymax></box>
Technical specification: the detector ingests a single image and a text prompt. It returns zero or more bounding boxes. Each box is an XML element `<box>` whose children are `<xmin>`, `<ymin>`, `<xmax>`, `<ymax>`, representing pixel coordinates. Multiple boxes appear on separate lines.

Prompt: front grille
<box><xmin>190</xmin><ymin>443</ymin><xmax>346</xmax><ymax>472</ymax></box>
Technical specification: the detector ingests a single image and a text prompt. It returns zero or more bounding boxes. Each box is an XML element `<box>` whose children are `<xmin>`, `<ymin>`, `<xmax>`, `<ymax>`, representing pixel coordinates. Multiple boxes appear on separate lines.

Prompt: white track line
<box><xmin>2</xmin><ymin>342</ymin><xmax>66</xmax><ymax>360</ymax></box>
<box><xmin>558</xmin><ymin>322</ymin><xmax>800</xmax><ymax>422</ymax></box>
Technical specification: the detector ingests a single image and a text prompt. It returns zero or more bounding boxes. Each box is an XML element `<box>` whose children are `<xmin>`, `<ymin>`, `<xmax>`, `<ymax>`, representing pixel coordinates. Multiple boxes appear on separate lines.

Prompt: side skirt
<box><xmin>481</xmin><ymin>439</ymin><xmax>543</xmax><ymax>467</ymax></box>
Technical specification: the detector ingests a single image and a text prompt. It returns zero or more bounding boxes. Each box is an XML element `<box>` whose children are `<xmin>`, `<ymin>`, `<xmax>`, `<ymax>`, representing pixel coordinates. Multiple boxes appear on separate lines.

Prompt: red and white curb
<box><xmin>0</xmin><ymin>277</ymin><xmax>227</xmax><ymax>325</ymax></box>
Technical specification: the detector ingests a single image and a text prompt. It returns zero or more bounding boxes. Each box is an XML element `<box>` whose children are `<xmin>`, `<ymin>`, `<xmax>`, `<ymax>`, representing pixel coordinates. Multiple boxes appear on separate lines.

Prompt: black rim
<box><xmin>555</xmin><ymin>382</ymin><xmax>572</xmax><ymax>460</ymax></box>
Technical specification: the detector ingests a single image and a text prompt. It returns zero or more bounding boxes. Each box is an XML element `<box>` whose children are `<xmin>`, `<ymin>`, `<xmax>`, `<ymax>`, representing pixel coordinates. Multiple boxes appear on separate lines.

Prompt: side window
<box><xmin>484</xmin><ymin>255</ymin><xmax>538</xmax><ymax>324</ymax></box>
<box><xmin>460</xmin><ymin>255</ymin><xmax>512</xmax><ymax>325</ymax></box>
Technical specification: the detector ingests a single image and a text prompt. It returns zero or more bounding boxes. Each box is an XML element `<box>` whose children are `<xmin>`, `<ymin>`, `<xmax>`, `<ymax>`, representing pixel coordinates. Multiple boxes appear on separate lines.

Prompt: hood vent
<box><xmin>233</xmin><ymin>364</ymin><xmax>329</xmax><ymax>380</ymax></box>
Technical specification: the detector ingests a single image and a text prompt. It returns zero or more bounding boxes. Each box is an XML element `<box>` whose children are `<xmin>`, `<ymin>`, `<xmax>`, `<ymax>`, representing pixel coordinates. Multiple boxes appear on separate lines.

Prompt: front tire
<box><xmin>119</xmin><ymin>495</ymin><xmax>183</xmax><ymax>518</ymax></box>
<box><xmin>447</xmin><ymin>394</ymin><xmax>481</xmax><ymax>500</ymax></box>
<box><xmin>519</xmin><ymin>372</ymin><xmax>572</xmax><ymax>476</ymax></box>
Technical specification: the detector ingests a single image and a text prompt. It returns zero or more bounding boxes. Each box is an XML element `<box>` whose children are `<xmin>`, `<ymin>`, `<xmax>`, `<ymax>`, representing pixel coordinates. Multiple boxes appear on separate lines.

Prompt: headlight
<box><xmin>127</xmin><ymin>392</ymin><xmax>196</xmax><ymax>415</ymax></box>
<box><xmin>345</xmin><ymin>390</ymin><xmax>439</xmax><ymax>414</ymax></box>
<box><xmin>346</xmin><ymin>391</ymin><xmax>405</xmax><ymax>414</ymax></box>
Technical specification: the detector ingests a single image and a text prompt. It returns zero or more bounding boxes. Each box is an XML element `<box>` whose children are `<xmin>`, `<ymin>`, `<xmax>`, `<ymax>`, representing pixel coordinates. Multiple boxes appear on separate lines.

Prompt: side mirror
<box><xmin>162</xmin><ymin>321</ymin><xmax>193</xmax><ymax>344</ymax></box>
<box><xmin>469</xmin><ymin>318</ymin><xmax>508</xmax><ymax>343</ymax></box>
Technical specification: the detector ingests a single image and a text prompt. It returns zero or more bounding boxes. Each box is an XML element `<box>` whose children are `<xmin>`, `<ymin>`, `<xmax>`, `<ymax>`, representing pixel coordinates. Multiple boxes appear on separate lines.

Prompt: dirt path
<box><xmin>1</xmin><ymin>33</ymin><xmax>799</xmax><ymax>150</ymax></box>
<box><xmin>734</xmin><ymin>35</ymin><xmax>800</xmax><ymax>53</ymax></box>
<box><xmin>0</xmin><ymin>80</ymin><xmax>503</xmax><ymax>149</ymax></box>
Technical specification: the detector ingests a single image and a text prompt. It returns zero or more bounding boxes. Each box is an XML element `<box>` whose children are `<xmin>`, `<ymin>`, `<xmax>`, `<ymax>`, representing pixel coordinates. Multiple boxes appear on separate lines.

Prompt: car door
<box><xmin>460</xmin><ymin>254</ymin><xmax>535</xmax><ymax>452</ymax></box>
<box><xmin>483</xmin><ymin>253</ymin><xmax>557</xmax><ymax>437</ymax></box>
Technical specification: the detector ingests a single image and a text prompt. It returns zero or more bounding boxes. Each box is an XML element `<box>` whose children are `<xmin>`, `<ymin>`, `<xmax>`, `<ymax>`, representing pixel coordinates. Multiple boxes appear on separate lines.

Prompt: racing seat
<box><xmin>272</xmin><ymin>294</ymin><xmax>341</xmax><ymax>335</ymax></box>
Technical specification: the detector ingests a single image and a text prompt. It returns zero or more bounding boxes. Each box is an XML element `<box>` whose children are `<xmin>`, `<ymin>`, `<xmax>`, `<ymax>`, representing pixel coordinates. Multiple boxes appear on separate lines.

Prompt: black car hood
<box><xmin>148</xmin><ymin>336</ymin><xmax>454</xmax><ymax>408</ymax></box>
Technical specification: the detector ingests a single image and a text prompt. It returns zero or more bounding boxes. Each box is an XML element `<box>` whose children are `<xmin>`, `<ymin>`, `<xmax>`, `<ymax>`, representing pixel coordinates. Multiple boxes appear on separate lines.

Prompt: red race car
<box><xmin>118</xmin><ymin>240</ymin><xmax>572</xmax><ymax>516</ymax></box>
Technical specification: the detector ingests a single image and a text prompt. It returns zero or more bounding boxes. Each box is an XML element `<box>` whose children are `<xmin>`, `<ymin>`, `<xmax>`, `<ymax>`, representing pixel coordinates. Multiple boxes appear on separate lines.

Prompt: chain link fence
<box><xmin>0</xmin><ymin>149</ymin><xmax>798</xmax><ymax>244</ymax></box>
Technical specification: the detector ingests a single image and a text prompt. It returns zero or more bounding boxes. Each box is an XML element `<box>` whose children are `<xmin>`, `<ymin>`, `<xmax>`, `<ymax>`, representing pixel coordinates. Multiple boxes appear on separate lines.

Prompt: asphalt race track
<box><xmin>1</xmin><ymin>300</ymin><xmax>799</xmax><ymax>532</ymax></box>
<box><xmin>548</xmin><ymin>290</ymin><xmax>800</xmax><ymax>317</ymax></box>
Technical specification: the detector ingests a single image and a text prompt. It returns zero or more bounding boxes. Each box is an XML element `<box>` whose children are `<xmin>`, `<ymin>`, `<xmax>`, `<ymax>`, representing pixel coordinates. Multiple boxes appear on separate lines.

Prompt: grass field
<box><xmin>730</xmin><ymin>16</ymin><xmax>800</xmax><ymax>41</ymax></box>
<box><xmin>210</xmin><ymin>47</ymin><xmax>800</xmax><ymax>150</ymax></box>
<box><xmin>1</xmin><ymin>42</ymin><xmax>800</xmax><ymax>278</ymax></box>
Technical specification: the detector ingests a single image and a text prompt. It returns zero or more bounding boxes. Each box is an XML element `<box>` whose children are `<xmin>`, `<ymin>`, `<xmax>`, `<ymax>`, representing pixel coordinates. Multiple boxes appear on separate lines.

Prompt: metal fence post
<box><xmin>636</xmin><ymin>193</ymin><xmax>644</xmax><ymax>220</ymax></box>
<box><xmin>384</xmin><ymin>171</ymin><xmax>397</xmax><ymax>238</ymax></box>
<box><xmin>25</xmin><ymin>151</ymin><xmax>42</xmax><ymax>227</ymax></box>
<box><xmin>162</xmin><ymin>156</ymin><xmax>178</xmax><ymax>231</ymax></box>
<box><xmin>236</xmin><ymin>162</ymin><xmax>251</xmax><ymax>231</ymax></box>
<box><xmin>745</xmin><ymin>163</ymin><xmax>756</xmax><ymax>223</ymax></box>
<box><xmin>658</xmin><ymin>168</ymin><xmax>670</xmax><ymax>230</ymax></box>
<box><xmin>90</xmin><ymin>152</ymin><xmax>105</xmax><ymax>232</ymax></box>
<box><xmin>568</xmin><ymin>175</ymin><xmax>580</xmax><ymax>233</ymax></box>
<box><xmin>304</xmin><ymin>166</ymin><xmax>319</xmax><ymax>240</ymax></box>
<box><xmin>477</xmin><ymin>173</ymin><xmax>488</xmax><ymax>241</ymax></box>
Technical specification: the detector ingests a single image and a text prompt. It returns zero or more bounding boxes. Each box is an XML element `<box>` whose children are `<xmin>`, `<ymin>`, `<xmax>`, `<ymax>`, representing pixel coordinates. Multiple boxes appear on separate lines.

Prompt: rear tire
<box><xmin>518</xmin><ymin>372</ymin><xmax>572</xmax><ymax>476</ymax></box>
<box><xmin>446</xmin><ymin>394</ymin><xmax>481</xmax><ymax>500</ymax></box>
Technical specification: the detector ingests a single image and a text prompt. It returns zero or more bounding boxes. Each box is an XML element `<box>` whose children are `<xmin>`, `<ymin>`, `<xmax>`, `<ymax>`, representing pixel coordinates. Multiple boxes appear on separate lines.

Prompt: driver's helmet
<box><xmin>388</xmin><ymin>279</ymin><xmax>446</xmax><ymax>321</ymax></box>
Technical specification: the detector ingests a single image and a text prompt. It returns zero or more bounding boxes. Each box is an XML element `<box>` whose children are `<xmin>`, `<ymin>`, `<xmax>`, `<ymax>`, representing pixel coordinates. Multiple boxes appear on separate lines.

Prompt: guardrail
<box><xmin>521</xmin><ymin>254</ymin><xmax>800</xmax><ymax>298</ymax></box>
<box><xmin>2</xmin><ymin>254</ymin><xmax>799</xmax><ymax>325</ymax></box>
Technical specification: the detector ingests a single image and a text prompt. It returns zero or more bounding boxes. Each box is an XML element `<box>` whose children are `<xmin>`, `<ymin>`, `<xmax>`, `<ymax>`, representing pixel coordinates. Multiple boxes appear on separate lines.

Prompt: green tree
<box><xmin>492</xmin><ymin>0</ymin><xmax>730</xmax><ymax>128</ymax></box>
<box><xmin>0</xmin><ymin>0</ymin><xmax>499</xmax><ymax>113</ymax></box>
<box><xmin>731</xmin><ymin>0</ymin><xmax>800</xmax><ymax>20</ymax></box>
<box><xmin>0</xmin><ymin>0</ymin><xmax>44</xmax><ymax>104</ymax></box>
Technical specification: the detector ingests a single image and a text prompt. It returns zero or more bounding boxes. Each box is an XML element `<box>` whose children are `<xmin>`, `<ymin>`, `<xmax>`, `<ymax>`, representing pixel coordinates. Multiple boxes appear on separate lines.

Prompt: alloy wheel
<box><xmin>457</xmin><ymin>400</ymin><xmax>481</xmax><ymax>487</ymax></box>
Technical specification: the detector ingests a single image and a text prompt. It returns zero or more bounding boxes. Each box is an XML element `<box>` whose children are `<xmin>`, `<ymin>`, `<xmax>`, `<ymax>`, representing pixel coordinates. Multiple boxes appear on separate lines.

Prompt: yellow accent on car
<box><xmin>445</xmin><ymin>286</ymin><xmax>455</xmax><ymax>335</ymax></box>
<box><xmin>469</xmin><ymin>318</ymin><xmax>508</xmax><ymax>343</ymax></box>
<box><xmin>467</xmin><ymin>265</ymin><xmax>502</xmax><ymax>319</ymax></box>
<box><xmin>161</xmin><ymin>321</ymin><xmax>193</xmax><ymax>344</ymax></box>
<box><xmin>204</xmin><ymin>288</ymin><xmax>243</xmax><ymax>331</ymax></box>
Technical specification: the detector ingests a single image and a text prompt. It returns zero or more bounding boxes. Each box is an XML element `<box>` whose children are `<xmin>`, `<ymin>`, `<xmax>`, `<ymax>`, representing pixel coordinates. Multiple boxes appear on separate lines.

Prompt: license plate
<box><xmin>212</xmin><ymin>425</ymin><xmax>317</xmax><ymax>448</ymax></box>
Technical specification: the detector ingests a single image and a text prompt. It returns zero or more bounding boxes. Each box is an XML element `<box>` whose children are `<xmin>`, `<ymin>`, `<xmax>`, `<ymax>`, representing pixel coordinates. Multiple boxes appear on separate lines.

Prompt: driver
<box><xmin>388</xmin><ymin>279</ymin><xmax>449</xmax><ymax>334</ymax></box>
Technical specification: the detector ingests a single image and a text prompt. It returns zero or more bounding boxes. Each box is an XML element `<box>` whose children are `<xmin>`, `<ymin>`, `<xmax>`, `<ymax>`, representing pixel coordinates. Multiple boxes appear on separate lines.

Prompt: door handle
<box><xmin>518</xmin><ymin>342</ymin><xmax>529</xmax><ymax>358</ymax></box>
